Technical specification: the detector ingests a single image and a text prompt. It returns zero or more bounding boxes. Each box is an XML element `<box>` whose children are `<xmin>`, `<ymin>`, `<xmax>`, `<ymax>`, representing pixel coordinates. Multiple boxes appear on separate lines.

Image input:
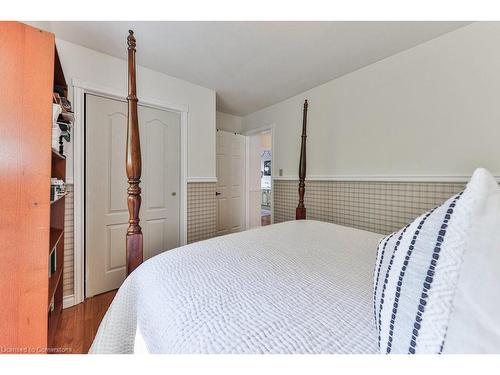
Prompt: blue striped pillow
<box><xmin>373</xmin><ymin>171</ymin><xmax>486</xmax><ymax>354</ymax></box>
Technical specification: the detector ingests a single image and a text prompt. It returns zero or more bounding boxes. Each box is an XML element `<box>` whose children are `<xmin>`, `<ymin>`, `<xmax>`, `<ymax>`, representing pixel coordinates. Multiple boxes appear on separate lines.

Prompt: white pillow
<box><xmin>373</xmin><ymin>168</ymin><xmax>500</xmax><ymax>354</ymax></box>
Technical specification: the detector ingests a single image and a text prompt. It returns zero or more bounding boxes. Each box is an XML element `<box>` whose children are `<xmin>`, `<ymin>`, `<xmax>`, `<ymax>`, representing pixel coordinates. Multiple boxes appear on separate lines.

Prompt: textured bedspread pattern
<box><xmin>90</xmin><ymin>220</ymin><xmax>383</xmax><ymax>354</ymax></box>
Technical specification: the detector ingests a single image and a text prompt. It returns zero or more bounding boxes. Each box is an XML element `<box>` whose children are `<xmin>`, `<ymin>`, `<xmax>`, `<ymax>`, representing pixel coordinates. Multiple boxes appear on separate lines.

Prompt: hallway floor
<box><xmin>261</xmin><ymin>215</ymin><xmax>271</xmax><ymax>226</ymax></box>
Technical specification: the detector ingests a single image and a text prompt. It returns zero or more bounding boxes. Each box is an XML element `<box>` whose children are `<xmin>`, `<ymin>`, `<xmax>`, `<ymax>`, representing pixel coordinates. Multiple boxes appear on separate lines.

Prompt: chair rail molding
<box><xmin>187</xmin><ymin>177</ymin><xmax>218</xmax><ymax>183</ymax></box>
<box><xmin>272</xmin><ymin>174</ymin><xmax>500</xmax><ymax>182</ymax></box>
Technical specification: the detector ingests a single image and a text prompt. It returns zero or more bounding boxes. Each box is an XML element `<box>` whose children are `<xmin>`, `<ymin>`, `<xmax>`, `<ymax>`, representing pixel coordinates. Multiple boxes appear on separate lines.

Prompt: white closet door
<box><xmin>216</xmin><ymin>130</ymin><xmax>245</xmax><ymax>236</ymax></box>
<box><xmin>85</xmin><ymin>94</ymin><xmax>180</xmax><ymax>297</ymax></box>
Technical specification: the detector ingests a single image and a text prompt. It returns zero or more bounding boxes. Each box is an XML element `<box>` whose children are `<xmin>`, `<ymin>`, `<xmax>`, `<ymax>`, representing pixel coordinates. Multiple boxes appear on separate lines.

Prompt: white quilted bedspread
<box><xmin>90</xmin><ymin>220</ymin><xmax>383</xmax><ymax>354</ymax></box>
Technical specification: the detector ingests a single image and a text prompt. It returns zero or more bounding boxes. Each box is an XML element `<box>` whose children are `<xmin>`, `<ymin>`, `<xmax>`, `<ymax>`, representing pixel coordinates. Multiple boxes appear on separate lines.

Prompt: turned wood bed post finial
<box><xmin>296</xmin><ymin>99</ymin><xmax>308</xmax><ymax>220</ymax></box>
<box><xmin>126</xmin><ymin>29</ymin><xmax>143</xmax><ymax>275</ymax></box>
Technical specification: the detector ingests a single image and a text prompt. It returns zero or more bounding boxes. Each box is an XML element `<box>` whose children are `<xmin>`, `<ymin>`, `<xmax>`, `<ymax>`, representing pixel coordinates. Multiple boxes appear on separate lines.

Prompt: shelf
<box><xmin>54</xmin><ymin>46</ymin><xmax>68</xmax><ymax>91</ymax></box>
<box><xmin>47</xmin><ymin>44</ymin><xmax>68</xmax><ymax>350</ymax></box>
<box><xmin>51</xmin><ymin>148</ymin><xmax>66</xmax><ymax>160</ymax></box>
<box><xmin>59</xmin><ymin>112</ymin><xmax>74</xmax><ymax>123</ymax></box>
<box><xmin>50</xmin><ymin>192</ymin><xmax>68</xmax><ymax>205</ymax></box>
<box><xmin>48</xmin><ymin>266</ymin><xmax>62</xmax><ymax>310</ymax></box>
<box><xmin>49</xmin><ymin>228</ymin><xmax>64</xmax><ymax>254</ymax></box>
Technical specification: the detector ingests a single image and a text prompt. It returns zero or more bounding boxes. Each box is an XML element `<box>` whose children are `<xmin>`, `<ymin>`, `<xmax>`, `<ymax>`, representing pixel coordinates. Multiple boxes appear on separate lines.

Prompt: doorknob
<box><xmin>171</xmin><ymin>192</ymin><xmax>176</xmax><ymax>196</ymax></box>
<box><xmin>215</xmin><ymin>192</ymin><xmax>221</xmax><ymax>196</ymax></box>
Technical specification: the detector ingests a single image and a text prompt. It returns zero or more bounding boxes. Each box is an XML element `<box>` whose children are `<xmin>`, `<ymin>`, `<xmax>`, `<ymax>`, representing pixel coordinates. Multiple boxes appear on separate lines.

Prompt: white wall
<box><xmin>243</xmin><ymin>22</ymin><xmax>500</xmax><ymax>179</ymax></box>
<box><xmin>216</xmin><ymin>111</ymin><xmax>243</xmax><ymax>133</ymax></box>
<box><xmin>56</xmin><ymin>38</ymin><xmax>216</xmax><ymax>180</ymax></box>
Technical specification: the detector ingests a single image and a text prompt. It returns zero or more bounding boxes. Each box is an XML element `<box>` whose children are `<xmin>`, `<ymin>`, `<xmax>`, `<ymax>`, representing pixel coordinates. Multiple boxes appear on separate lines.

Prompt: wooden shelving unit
<box><xmin>50</xmin><ymin>192</ymin><xmax>68</xmax><ymax>205</ymax></box>
<box><xmin>1</xmin><ymin>21</ymin><xmax>73</xmax><ymax>354</ymax></box>
<box><xmin>0</xmin><ymin>22</ymin><xmax>57</xmax><ymax>353</ymax></box>
<box><xmin>49</xmin><ymin>228</ymin><xmax>64</xmax><ymax>253</ymax></box>
<box><xmin>47</xmin><ymin>47</ymin><xmax>69</xmax><ymax>348</ymax></box>
<box><xmin>0</xmin><ymin>22</ymin><xmax>69</xmax><ymax>353</ymax></box>
<box><xmin>51</xmin><ymin>147</ymin><xmax>66</xmax><ymax>161</ymax></box>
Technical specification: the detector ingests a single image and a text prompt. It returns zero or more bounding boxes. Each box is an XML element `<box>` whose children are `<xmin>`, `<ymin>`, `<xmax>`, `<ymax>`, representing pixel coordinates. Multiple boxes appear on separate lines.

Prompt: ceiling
<box><xmin>35</xmin><ymin>21</ymin><xmax>470</xmax><ymax>116</ymax></box>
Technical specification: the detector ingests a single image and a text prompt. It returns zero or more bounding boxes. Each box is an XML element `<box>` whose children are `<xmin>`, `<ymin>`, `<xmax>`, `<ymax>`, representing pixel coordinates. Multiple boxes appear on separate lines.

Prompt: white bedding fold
<box><xmin>90</xmin><ymin>220</ymin><xmax>383</xmax><ymax>354</ymax></box>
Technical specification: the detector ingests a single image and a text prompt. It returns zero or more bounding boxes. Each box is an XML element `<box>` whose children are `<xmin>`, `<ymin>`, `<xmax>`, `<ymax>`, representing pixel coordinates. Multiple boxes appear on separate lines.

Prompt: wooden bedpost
<box><xmin>296</xmin><ymin>99</ymin><xmax>308</xmax><ymax>220</ymax></box>
<box><xmin>126</xmin><ymin>30</ymin><xmax>143</xmax><ymax>275</ymax></box>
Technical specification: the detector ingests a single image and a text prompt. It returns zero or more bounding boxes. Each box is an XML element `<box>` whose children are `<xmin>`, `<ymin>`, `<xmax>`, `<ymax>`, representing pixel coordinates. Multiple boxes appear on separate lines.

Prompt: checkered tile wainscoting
<box><xmin>187</xmin><ymin>182</ymin><xmax>217</xmax><ymax>243</ymax></box>
<box><xmin>274</xmin><ymin>180</ymin><xmax>466</xmax><ymax>235</ymax></box>
<box><xmin>63</xmin><ymin>184</ymin><xmax>74</xmax><ymax>297</ymax></box>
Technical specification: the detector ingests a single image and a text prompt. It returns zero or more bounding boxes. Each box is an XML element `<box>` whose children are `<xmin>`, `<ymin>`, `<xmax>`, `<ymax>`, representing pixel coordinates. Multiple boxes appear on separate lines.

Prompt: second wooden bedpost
<box><xmin>296</xmin><ymin>99</ymin><xmax>308</xmax><ymax>220</ymax></box>
<box><xmin>126</xmin><ymin>30</ymin><xmax>143</xmax><ymax>274</ymax></box>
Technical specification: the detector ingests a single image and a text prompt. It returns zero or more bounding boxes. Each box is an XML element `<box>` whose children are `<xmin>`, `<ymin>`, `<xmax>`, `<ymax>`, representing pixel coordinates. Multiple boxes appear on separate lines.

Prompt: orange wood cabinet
<box><xmin>0</xmin><ymin>22</ymin><xmax>55</xmax><ymax>353</ymax></box>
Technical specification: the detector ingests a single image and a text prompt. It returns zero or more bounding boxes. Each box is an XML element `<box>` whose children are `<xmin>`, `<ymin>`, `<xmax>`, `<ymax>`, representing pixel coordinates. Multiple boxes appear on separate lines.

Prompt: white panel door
<box><xmin>216</xmin><ymin>130</ymin><xmax>245</xmax><ymax>236</ymax></box>
<box><xmin>86</xmin><ymin>94</ymin><xmax>180</xmax><ymax>297</ymax></box>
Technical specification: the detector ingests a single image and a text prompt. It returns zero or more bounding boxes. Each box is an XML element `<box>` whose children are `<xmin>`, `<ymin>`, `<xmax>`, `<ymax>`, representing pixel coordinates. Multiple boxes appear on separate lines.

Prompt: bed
<box><xmin>91</xmin><ymin>220</ymin><xmax>383</xmax><ymax>353</ymax></box>
<box><xmin>91</xmin><ymin>31</ymin><xmax>500</xmax><ymax>354</ymax></box>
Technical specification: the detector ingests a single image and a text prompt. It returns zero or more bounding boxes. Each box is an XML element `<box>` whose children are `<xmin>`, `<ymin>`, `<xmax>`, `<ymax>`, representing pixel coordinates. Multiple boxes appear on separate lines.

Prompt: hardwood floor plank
<box><xmin>261</xmin><ymin>215</ymin><xmax>271</xmax><ymax>226</ymax></box>
<box><xmin>51</xmin><ymin>290</ymin><xmax>116</xmax><ymax>354</ymax></box>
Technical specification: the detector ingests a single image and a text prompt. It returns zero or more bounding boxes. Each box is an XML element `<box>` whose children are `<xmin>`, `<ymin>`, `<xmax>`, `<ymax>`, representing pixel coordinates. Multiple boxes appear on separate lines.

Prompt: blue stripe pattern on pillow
<box><xmin>373</xmin><ymin>191</ymin><xmax>466</xmax><ymax>354</ymax></box>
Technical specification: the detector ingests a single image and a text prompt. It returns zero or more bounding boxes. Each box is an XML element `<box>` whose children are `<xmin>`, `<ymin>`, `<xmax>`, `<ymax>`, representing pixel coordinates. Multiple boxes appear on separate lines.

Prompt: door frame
<box><xmin>72</xmin><ymin>78</ymin><xmax>188</xmax><ymax>305</ymax></box>
<box><xmin>243</xmin><ymin>124</ymin><xmax>275</xmax><ymax>229</ymax></box>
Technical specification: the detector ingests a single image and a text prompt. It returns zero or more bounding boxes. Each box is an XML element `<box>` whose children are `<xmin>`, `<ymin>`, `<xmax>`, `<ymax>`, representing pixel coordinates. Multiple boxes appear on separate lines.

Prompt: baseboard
<box><xmin>63</xmin><ymin>294</ymin><xmax>76</xmax><ymax>309</ymax></box>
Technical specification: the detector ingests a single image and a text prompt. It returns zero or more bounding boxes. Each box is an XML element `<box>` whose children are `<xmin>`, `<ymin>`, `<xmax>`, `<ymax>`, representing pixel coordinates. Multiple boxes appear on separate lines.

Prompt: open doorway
<box><xmin>260</xmin><ymin>134</ymin><xmax>272</xmax><ymax>226</ymax></box>
<box><xmin>246</xmin><ymin>127</ymin><xmax>273</xmax><ymax>229</ymax></box>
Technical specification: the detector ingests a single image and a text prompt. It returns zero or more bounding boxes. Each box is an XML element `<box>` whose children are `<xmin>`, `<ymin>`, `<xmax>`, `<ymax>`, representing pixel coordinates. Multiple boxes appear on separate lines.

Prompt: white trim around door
<box><xmin>243</xmin><ymin>124</ymin><xmax>276</xmax><ymax>229</ymax></box>
<box><xmin>72</xmin><ymin>78</ymin><xmax>188</xmax><ymax>306</ymax></box>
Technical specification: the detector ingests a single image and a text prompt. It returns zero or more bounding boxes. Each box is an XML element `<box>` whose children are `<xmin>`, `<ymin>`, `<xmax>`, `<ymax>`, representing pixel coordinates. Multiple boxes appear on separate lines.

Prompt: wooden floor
<box><xmin>261</xmin><ymin>215</ymin><xmax>271</xmax><ymax>226</ymax></box>
<box><xmin>51</xmin><ymin>290</ymin><xmax>116</xmax><ymax>354</ymax></box>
